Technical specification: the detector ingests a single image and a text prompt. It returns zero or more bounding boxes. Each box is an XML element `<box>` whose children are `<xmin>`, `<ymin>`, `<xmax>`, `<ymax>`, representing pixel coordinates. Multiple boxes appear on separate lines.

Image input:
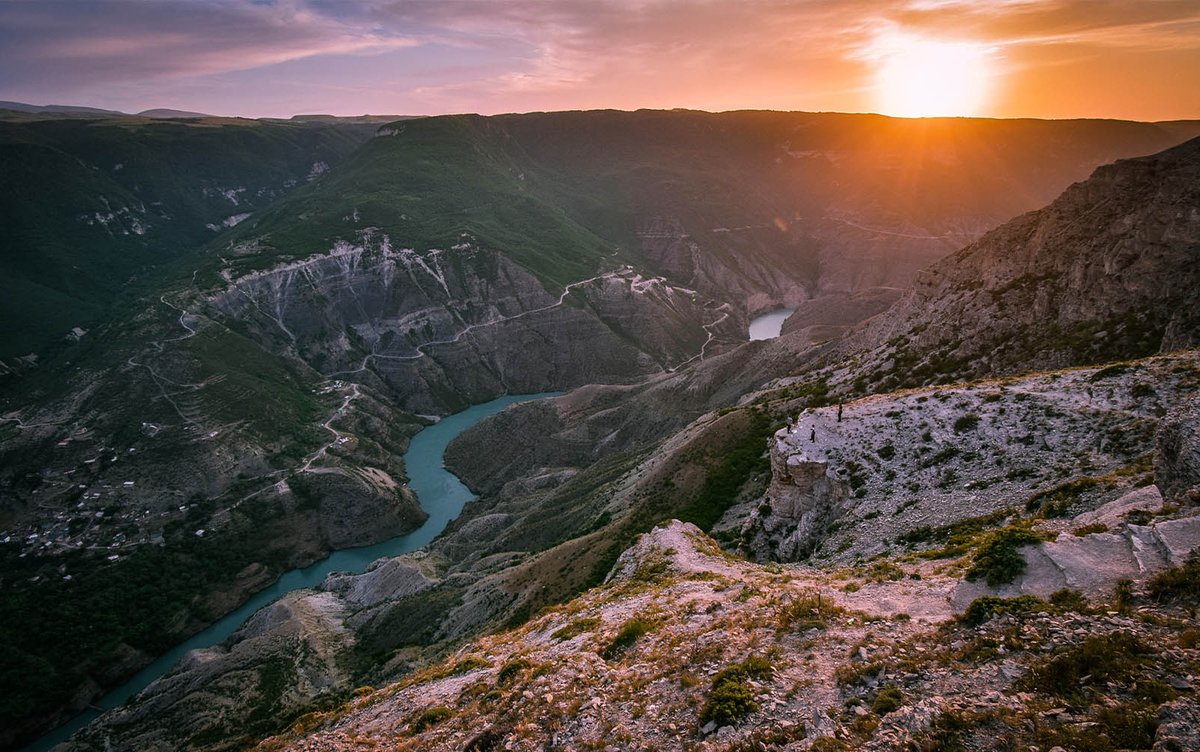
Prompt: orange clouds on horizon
<box><xmin>0</xmin><ymin>1</ymin><xmax>1197</xmax><ymax>121</ymax></box>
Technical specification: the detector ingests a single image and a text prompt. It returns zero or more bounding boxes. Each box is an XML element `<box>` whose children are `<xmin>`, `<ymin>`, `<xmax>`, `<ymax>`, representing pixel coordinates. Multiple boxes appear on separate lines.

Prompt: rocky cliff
<box><xmin>838</xmin><ymin>136</ymin><xmax>1200</xmax><ymax>391</ymax></box>
<box><xmin>742</xmin><ymin>352</ymin><xmax>1199</xmax><ymax>565</ymax></box>
<box><xmin>203</xmin><ymin>233</ymin><xmax>740</xmax><ymax>414</ymax></box>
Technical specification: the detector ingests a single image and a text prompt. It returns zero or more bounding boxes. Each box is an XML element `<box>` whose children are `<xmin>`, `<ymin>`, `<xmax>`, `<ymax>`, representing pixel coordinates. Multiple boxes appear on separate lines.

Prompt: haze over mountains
<box><xmin>2</xmin><ymin>108</ymin><xmax>1200</xmax><ymax>752</ymax></box>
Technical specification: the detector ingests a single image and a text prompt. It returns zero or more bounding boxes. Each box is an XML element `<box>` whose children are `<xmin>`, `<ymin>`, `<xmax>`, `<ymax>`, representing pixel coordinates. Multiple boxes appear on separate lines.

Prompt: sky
<box><xmin>1</xmin><ymin>0</ymin><xmax>1198</xmax><ymax>121</ymax></box>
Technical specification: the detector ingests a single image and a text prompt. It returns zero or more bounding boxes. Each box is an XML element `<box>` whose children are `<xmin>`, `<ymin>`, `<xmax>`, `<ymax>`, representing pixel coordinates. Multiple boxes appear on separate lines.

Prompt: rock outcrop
<box><xmin>952</xmin><ymin>487</ymin><xmax>1200</xmax><ymax>609</ymax></box>
<box><xmin>740</xmin><ymin>352</ymin><xmax>1200</xmax><ymax>564</ymax></box>
<box><xmin>740</xmin><ymin>425</ymin><xmax>851</xmax><ymax>561</ymax></box>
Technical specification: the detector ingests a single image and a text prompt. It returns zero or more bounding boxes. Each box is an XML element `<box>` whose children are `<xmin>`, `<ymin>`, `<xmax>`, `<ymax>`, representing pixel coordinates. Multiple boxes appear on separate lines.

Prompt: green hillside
<box><xmin>217</xmin><ymin>115</ymin><xmax>631</xmax><ymax>287</ymax></box>
<box><xmin>0</xmin><ymin>117</ymin><xmax>372</xmax><ymax>358</ymax></box>
<box><xmin>220</xmin><ymin>110</ymin><xmax>1200</xmax><ymax>293</ymax></box>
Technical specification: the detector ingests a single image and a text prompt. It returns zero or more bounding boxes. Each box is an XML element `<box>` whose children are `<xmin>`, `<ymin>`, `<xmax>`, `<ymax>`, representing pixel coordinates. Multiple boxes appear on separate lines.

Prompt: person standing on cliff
<box><xmin>837</xmin><ymin>403</ymin><xmax>843</xmax><ymax>423</ymax></box>
<box><xmin>810</xmin><ymin>427</ymin><xmax>816</xmax><ymax>442</ymax></box>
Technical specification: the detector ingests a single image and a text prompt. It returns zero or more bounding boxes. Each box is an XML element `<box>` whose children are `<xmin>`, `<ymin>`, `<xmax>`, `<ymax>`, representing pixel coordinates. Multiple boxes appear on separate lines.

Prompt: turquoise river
<box><xmin>25</xmin><ymin>392</ymin><xmax>560</xmax><ymax>752</ymax></box>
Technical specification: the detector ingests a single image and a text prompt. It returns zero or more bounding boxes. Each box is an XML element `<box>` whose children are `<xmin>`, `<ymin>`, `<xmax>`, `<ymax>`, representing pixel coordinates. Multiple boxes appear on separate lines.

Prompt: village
<box><xmin>0</xmin><ymin>419</ymin><xmax>207</xmax><ymax>580</ymax></box>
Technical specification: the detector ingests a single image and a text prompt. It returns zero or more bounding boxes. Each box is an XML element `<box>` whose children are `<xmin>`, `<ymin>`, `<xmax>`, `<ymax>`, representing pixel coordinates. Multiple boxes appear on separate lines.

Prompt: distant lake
<box><xmin>748</xmin><ymin>308</ymin><xmax>796</xmax><ymax>340</ymax></box>
<box><xmin>24</xmin><ymin>392</ymin><xmax>560</xmax><ymax>752</ymax></box>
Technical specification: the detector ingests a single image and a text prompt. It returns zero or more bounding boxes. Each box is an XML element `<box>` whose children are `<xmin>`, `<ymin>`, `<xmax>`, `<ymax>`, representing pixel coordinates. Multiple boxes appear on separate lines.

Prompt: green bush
<box><xmin>1026</xmin><ymin>477</ymin><xmax>1105</xmax><ymax>516</ymax></box>
<box><xmin>600</xmin><ymin>616</ymin><xmax>657</xmax><ymax>660</ymax></box>
<box><xmin>778</xmin><ymin>589</ymin><xmax>843</xmax><ymax>631</ymax></box>
<box><xmin>496</xmin><ymin>658</ymin><xmax>530</xmax><ymax>686</ymax></box>
<box><xmin>410</xmin><ymin>705</ymin><xmax>454</xmax><ymax>733</ymax></box>
<box><xmin>1017</xmin><ymin>633</ymin><xmax>1151</xmax><ymax>700</ymax></box>
<box><xmin>965</xmin><ymin>527</ymin><xmax>1047</xmax><ymax>586</ymax></box>
<box><xmin>953</xmin><ymin>413</ymin><xmax>981</xmax><ymax>433</ymax></box>
<box><xmin>551</xmin><ymin>616</ymin><xmax>600</xmax><ymax>641</ymax></box>
<box><xmin>1147</xmin><ymin>552</ymin><xmax>1200</xmax><ymax>603</ymax></box>
<box><xmin>1097</xmin><ymin>703</ymin><xmax>1159</xmax><ymax>749</ymax></box>
<box><xmin>1048</xmin><ymin>588</ymin><xmax>1088</xmax><ymax>611</ymax></box>
<box><xmin>871</xmin><ymin>685</ymin><xmax>904</xmax><ymax>715</ymax></box>
<box><xmin>960</xmin><ymin>595</ymin><xmax>1049</xmax><ymax>626</ymax></box>
<box><xmin>699</xmin><ymin>657</ymin><xmax>773</xmax><ymax>727</ymax></box>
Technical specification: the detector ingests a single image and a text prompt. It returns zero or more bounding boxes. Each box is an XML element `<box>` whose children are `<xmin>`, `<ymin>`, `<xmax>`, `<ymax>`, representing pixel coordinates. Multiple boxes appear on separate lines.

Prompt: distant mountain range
<box><xmin>0</xmin><ymin>100</ymin><xmax>416</xmax><ymax>122</ymax></box>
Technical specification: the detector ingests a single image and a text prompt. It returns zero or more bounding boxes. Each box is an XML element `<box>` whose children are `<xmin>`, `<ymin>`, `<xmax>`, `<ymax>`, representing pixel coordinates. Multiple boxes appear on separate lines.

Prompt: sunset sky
<box><xmin>1</xmin><ymin>0</ymin><xmax>1199</xmax><ymax>121</ymax></box>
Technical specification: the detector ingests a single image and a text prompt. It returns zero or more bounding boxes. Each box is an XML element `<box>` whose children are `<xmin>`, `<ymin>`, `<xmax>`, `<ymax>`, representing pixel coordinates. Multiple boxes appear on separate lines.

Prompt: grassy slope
<box><xmin>218</xmin><ymin>116</ymin><xmax>627</xmax><ymax>287</ymax></box>
<box><xmin>219</xmin><ymin>110</ymin><xmax>1200</xmax><ymax>299</ymax></box>
<box><xmin>0</xmin><ymin>117</ymin><xmax>370</xmax><ymax>358</ymax></box>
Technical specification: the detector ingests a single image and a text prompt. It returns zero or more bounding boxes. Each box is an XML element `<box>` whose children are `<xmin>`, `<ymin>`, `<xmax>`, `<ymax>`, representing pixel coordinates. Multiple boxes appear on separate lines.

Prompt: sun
<box><xmin>871</xmin><ymin>32</ymin><xmax>995</xmax><ymax>118</ymax></box>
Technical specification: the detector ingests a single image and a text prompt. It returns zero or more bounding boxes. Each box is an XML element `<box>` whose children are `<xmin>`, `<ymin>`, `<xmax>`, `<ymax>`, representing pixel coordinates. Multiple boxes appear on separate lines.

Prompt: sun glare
<box><xmin>871</xmin><ymin>32</ymin><xmax>994</xmax><ymax>118</ymax></box>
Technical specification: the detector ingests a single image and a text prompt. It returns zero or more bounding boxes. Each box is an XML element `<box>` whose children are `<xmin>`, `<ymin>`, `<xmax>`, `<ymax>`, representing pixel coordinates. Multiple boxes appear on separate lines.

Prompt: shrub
<box><xmin>1072</xmin><ymin>522</ymin><xmax>1108</xmax><ymax>537</ymax></box>
<box><xmin>699</xmin><ymin>657</ymin><xmax>773</xmax><ymax>727</ymax></box>
<box><xmin>1126</xmin><ymin>509</ymin><xmax>1154</xmax><ymax>525</ymax></box>
<box><xmin>447</xmin><ymin>656</ymin><xmax>489</xmax><ymax>675</ymax></box>
<box><xmin>496</xmin><ymin>658</ymin><xmax>530</xmax><ymax>686</ymax></box>
<box><xmin>410</xmin><ymin>705</ymin><xmax>454</xmax><ymax>733</ymax></box>
<box><xmin>921</xmin><ymin>446</ymin><xmax>960</xmax><ymax>467</ymax></box>
<box><xmin>871</xmin><ymin>685</ymin><xmax>903</xmax><ymax>715</ymax></box>
<box><xmin>552</xmin><ymin>616</ymin><xmax>600</xmax><ymax>641</ymax></box>
<box><xmin>865</xmin><ymin>561</ymin><xmax>905</xmax><ymax>583</ymax></box>
<box><xmin>1026</xmin><ymin>477</ymin><xmax>1105</xmax><ymax>516</ymax></box>
<box><xmin>1017</xmin><ymin>633</ymin><xmax>1151</xmax><ymax>699</ymax></box>
<box><xmin>600</xmin><ymin>616</ymin><xmax>657</xmax><ymax>660</ymax></box>
<box><xmin>778</xmin><ymin>589</ymin><xmax>843</xmax><ymax>631</ymax></box>
<box><xmin>1095</xmin><ymin>702</ymin><xmax>1158</xmax><ymax>749</ymax></box>
<box><xmin>1147</xmin><ymin>552</ymin><xmax>1200</xmax><ymax>603</ymax></box>
<box><xmin>960</xmin><ymin>595</ymin><xmax>1049</xmax><ymax>626</ymax></box>
<box><xmin>1179</xmin><ymin>628</ymin><xmax>1200</xmax><ymax>649</ymax></box>
<box><xmin>877</xmin><ymin>443</ymin><xmax>896</xmax><ymax>460</ymax></box>
<box><xmin>1048</xmin><ymin>588</ymin><xmax>1088</xmax><ymax>611</ymax></box>
<box><xmin>965</xmin><ymin>527</ymin><xmax>1047</xmax><ymax>586</ymax></box>
<box><xmin>953</xmin><ymin>413</ymin><xmax>981</xmax><ymax>433</ymax></box>
<box><xmin>1114</xmin><ymin>578</ymin><xmax>1135</xmax><ymax>610</ymax></box>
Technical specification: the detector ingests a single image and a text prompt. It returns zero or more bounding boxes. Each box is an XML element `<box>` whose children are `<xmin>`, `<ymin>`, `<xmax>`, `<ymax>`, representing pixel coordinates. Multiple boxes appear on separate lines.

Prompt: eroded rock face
<box><xmin>740</xmin><ymin>427</ymin><xmax>851</xmax><ymax>561</ymax></box>
<box><xmin>1157</xmin><ymin>394</ymin><xmax>1200</xmax><ymax>503</ymax></box>
<box><xmin>204</xmin><ymin>238</ymin><xmax>741</xmax><ymax>414</ymax></box>
<box><xmin>841</xmin><ymin>137</ymin><xmax>1200</xmax><ymax>390</ymax></box>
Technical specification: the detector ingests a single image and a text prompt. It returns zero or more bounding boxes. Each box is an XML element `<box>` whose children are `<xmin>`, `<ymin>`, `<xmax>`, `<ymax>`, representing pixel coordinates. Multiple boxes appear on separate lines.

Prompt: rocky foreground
<box><xmin>250</xmin><ymin>490</ymin><xmax>1200</xmax><ymax>752</ymax></box>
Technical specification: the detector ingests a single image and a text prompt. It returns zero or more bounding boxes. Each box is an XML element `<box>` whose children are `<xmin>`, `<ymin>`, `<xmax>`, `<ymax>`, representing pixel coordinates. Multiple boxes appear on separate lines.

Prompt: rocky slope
<box><xmin>239</xmin><ymin>514</ymin><xmax>1200</xmax><ymax>752</ymax></box>
<box><xmin>59</xmin><ymin>349</ymin><xmax>1200</xmax><ymax>751</ymax></box>
<box><xmin>836</xmin><ymin>136</ymin><xmax>1200</xmax><ymax>392</ymax></box>
<box><xmin>202</xmin><ymin>233</ymin><xmax>740</xmax><ymax>413</ymax></box>
<box><xmin>745</xmin><ymin>353</ymin><xmax>1199</xmax><ymax>564</ymax></box>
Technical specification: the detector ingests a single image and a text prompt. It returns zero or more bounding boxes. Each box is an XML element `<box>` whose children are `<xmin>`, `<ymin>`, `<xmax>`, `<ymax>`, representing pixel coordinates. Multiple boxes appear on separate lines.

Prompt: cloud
<box><xmin>0</xmin><ymin>0</ymin><xmax>417</xmax><ymax>94</ymax></box>
<box><xmin>0</xmin><ymin>0</ymin><xmax>1196</xmax><ymax>118</ymax></box>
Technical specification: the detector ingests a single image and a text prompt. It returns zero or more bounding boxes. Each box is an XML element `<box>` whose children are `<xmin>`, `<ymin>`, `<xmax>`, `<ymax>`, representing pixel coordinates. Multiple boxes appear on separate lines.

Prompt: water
<box><xmin>23</xmin><ymin>392</ymin><xmax>560</xmax><ymax>752</ymax></box>
<box><xmin>748</xmin><ymin>308</ymin><xmax>796</xmax><ymax>340</ymax></box>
